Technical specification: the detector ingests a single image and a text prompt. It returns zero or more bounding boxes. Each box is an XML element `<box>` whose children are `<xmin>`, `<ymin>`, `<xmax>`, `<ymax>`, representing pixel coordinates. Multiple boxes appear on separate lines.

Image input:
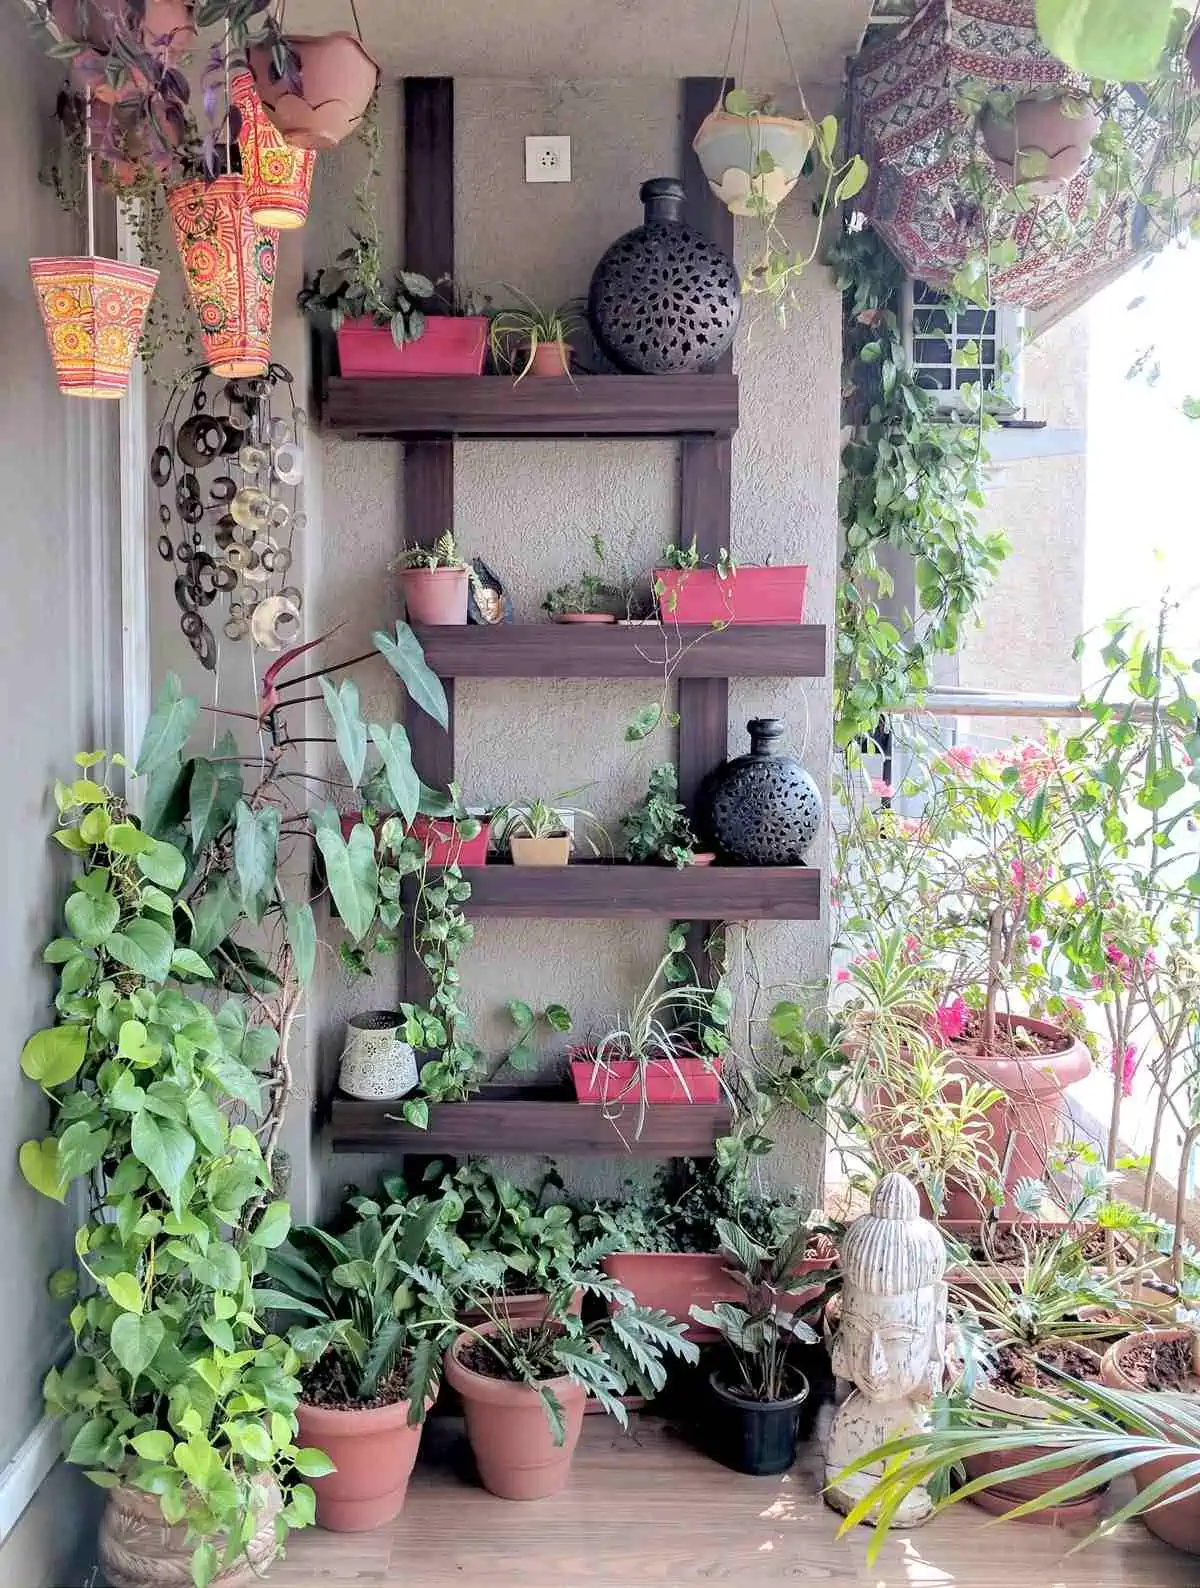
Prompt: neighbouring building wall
<box><xmin>0</xmin><ymin>5</ymin><xmax>121</xmax><ymax>1581</ymax></box>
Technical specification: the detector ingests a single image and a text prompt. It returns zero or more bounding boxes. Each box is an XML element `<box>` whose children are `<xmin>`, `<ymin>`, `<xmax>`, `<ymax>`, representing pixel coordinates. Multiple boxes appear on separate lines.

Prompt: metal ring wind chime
<box><xmin>150</xmin><ymin>365</ymin><xmax>307</xmax><ymax>671</ymax></box>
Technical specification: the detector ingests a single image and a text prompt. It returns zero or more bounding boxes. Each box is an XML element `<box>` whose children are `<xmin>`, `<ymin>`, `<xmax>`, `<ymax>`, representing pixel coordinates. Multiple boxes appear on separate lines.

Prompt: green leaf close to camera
<box><xmin>21</xmin><ymin>1025</ymin><xmax>87</xmax><ymax>1088</ymax></box>
<box><xmin>321</xmin><ymin>677</ymin><xmax>368</xmax><ymax>788</ymax></box>
<box><xmin>107</xmin><ymin>917</ymin><xmax>174</xmax><ymax>984</ymax></box>
<box><xmin>313</xmin><ymin>813</ymin><xmax>378</xmax><ymax>943</ymax></box>
<box><xmin>374</xmin><ymin>623</ymin><xmax>449</xmax><ymax>730</ymax></box>
<box><xmin>135</xmin><ymin>673</ymin><xmax>198</xmax><ymax>775</ymax></box>
<box><xmin>1035</xmin><ymin>0</ymin><xmax>1173</xmax><ymax>80</ymax></box>
<box><xmin>369</xmin><ymin>723</ymin><xmax>420</xmax><ymax>824</ymax></box>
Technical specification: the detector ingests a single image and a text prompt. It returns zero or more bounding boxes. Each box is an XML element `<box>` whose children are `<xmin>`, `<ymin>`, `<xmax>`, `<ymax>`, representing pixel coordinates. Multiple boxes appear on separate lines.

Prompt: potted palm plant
<box><xmin>262</xmin><ymin>1194</ymin><xmax>463</xmax><ymax>1531</ymax></box>
<box><xmin>395</xmin><ymin>532</ymin><xmax>476</xmax><ymax>625</ymax></box>
<box><xmin>690</xmin><ymin>1218</ymin><xmax>822</xmax><ymax>1475</ymax></box>
<box><xmin>418</xmin><ymin>1246</ymin><xmax>697</xmax><ymax>1499</ymax></box>
<box><xmin>489</xmin><ymin>288</ymin><xmax>581</xmax><ymax>380</ymax></box>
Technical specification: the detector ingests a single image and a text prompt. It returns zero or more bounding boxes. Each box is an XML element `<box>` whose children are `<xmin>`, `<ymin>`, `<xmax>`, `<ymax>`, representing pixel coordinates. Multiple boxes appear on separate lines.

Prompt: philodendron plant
<box><xmin>21</xmin><ymin>752</ymin><xmax>332</xmax><ymax>1588</ymax></box>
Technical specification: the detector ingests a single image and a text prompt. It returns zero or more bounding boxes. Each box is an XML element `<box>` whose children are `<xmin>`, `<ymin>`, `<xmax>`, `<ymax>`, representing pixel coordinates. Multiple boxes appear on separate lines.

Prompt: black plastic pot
<box><xmin>706</xmin><ymin>1370</ymin><xmax>809</xmax><ymax>1476</ymax></box>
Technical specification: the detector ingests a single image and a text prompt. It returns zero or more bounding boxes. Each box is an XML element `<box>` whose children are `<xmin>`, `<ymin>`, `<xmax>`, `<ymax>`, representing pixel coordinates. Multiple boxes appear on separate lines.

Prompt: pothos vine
<box><xmin>829</xmin><ymin>225</ymin><xmax>1010</xmax><ymax>751</ymax></box>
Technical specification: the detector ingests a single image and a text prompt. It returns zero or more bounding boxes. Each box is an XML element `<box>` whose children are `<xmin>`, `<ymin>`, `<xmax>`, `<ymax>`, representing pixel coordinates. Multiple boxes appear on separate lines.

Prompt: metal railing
<box><xmin>892</xmin><ymin>688</ymin><xmax>1158</xmax><ymax>722</ymax></box>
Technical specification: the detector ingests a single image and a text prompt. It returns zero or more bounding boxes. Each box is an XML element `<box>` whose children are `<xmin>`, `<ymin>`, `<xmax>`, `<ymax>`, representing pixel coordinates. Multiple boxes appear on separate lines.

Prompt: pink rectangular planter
<box><xmin>336</xmin><ymin>316</ymin><xmax>489</xmax><ymax>377</ymax></box>
<box><xmin>601</xmin><ymin>1251</ymin><xmax>828</xmax><ymax>1341</ymax></box>
<box><xmin>655</xmin><ymin>565</ymin><xmax>809</xmax><ymax>625</ymax></box>
<box><xmin>569</xmin><ymin>1054</ymin><xmax>722</xmax><ymax>1106</ymax></box>
<box><xmin>413</xmin><ymin>816</ymin><xmax>491</xmax><ymax>868</ymax></box>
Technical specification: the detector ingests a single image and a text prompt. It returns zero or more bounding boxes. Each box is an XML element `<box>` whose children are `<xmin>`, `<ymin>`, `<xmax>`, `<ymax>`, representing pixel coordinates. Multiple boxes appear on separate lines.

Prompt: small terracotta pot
<box><xmin>529</xmin><ymin>339</ymin><xmax>570</xmax><ymax>376</ymax></box>
<box><xmin>980</xmin><ymin>93</ymin><xmax>1099</xmax><ymax>196</ymax></box>
<box><xmin>297</xmin><ymin>1396</ymin><xmax>428</xmax><ymax>1531</ymax></box>
<box><xmin>553</xmin><ymin>611</ymin><xmax>617</xmax><ymax>624</ymax></box>
<box><xmin>689</xmin><ymin>852</ymin><xmax>717</xmax><ymax>866</ymax></box>
<box><xmin>511</xmin><ymin>834</ymin><xmax>572</xmax><ymax>866</ymax></box>
<box><xmin>249</xmin><ymin>31</ymin><xmax>380</xmax><ymax>150</ymax></box>
<box><xmin>100</xmin><ymin>1474</ymin><xmax>280</xmax><ymax>1586</ymax></box>
<box><xmin>445</xmin><ymin>1326</ymin><xmax>587</xmax><ymax>1500</ymax></box>
<box><xmin>1101</xmin><ymin>1329</ymin><xmax>1200</xmax><ymax>1552</ymax></box>
<box><xmin>402</xmin><ymin>566</ymin><xmax>469</xmax><ymax>625</ymax></box>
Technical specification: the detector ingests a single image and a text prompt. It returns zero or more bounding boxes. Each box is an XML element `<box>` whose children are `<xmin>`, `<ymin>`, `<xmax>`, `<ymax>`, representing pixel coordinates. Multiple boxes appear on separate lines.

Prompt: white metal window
<box><xmin>904</xmin><ymin>280</ymin><xmax>1024</xmax><ymax>414</ymax></box>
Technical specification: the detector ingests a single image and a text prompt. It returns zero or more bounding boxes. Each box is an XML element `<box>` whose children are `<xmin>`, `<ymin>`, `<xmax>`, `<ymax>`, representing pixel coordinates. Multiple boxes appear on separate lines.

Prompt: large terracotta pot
<box><xmin>444</xmin><ymin>1326</ymin><xmax>586</xmax><ymax>1499</ymax></box>
<box><xmin>401</xmin><ymin>566</ymin><xmax>468</xmax><ymax>625</ymax></box>
<box><xmin>980</xmin><ymin>93</ymin><xmax>1100</xmax><ymax>196</ymax></box>
<box><xmin>296</xmin><ymin>1395</ymin><xmax>428</xmax><ymax>1531</ymax></box>
<box><xmin>249</xmin><ymin>32</ymin><xmax>380</xmax><ymax>151</ymax></box>
<box><xmin>601</xmin><ymin>1251</ymin><xmax>825</xmax><ymax>1342</ymax></box>
<box><xmin>1101</xmin><ymin>1329</ymin><xmax>1200</xmax><ymax>1552</ymax></box>
<box><xmin>99</xmin><ymin>1474</ymin><xmax>280</xmax><ymax>1586</ymax></box>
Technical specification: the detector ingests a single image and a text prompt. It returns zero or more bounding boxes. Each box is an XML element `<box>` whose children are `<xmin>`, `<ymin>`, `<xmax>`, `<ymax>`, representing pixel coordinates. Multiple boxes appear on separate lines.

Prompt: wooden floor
<box><xmin>268</xmin><ymin>1410</ymin><xmax>1200</xmax><ymax>1588</ymax></box>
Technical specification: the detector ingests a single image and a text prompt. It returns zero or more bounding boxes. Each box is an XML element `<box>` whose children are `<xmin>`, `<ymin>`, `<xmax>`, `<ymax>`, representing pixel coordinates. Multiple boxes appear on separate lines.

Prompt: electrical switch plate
<box><xmin>525</xmin><ymin>135</ymin><xmax>571</xmax><ymax>183</ymax></box>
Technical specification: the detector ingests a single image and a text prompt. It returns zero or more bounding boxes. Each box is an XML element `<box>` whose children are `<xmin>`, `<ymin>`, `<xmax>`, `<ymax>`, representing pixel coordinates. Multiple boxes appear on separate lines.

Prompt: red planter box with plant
<box><xmin>413</xmin><ymin>815</ymin><xmax>491</xmax><ymax>868</ymax></box>
<box><xmin>655</xmin><ymin>565</ymin><xmax>808</xmax><ymax>625</ymax></box>
<box><xmin>569</xmin><ymin>1052</ymin><xmax>722</xmax><ymax>1105</ymax></box>
<box><xmin>336</xmin><ymin>316</ymin><xmax>489</xmax><ymax>378</ymax></box>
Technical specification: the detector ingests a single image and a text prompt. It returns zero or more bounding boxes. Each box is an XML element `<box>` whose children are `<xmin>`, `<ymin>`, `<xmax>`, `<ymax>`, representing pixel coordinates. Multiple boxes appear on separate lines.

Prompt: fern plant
<box><xmin>394</xmin><ymin>531</ymin><xmax>470</xmax><ymax>573</ymax></box>
<box><xmin>405</xmin><ymin>1241</ymin><xmax>698</xmax><ymax>1442</ymax></box>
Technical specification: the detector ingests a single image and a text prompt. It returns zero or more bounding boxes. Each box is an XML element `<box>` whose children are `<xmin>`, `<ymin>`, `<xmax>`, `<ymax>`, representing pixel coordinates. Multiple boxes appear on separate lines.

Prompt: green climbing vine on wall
<box><xmin>829</xmin><ymin>226</ymin><xmax>1010</xmax><ymax>750</ymax></box>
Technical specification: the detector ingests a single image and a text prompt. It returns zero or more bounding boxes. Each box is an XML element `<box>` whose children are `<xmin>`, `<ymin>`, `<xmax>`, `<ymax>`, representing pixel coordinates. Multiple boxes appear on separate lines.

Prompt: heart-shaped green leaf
<box><xmin>136</xmin><ymin>837</ymin><xmax>186</xmax><ymax>891</ymax></box>
<box><xmin>107</xmin><ymin>918</ymin><xmax>174</xmax><ymax>983</ymax></box>
<box><xmin>19</xmin><ymin>1138</ymin><xmax>66</xmax><ymax>1201</ymax></box>
<box><xmin>284</xmin><ymin>901</ymin><xmax>316</xmax><ymax>987</ymax></box>
<box><xmin>135</xmin><ymin>673</ymin><xmax>198</xmax><ymax>775</ymax></box>
<box><xmin>369</xmin><ymin>723</ymin><xmax>420</xmax><ymax>825</ymax></box>
<box><xmin>111</xmin><ymin>1312</ymin><xmax>164</xmax><ymax>1378</ymax></box>
<box><xmin>104</xmin><ymin>1271</ymin><xmax>144</xmax><ymax>1314</ymax></box>
<box><xmin>131</xmin><ymin>1111</ymin><xmax>195</xmax><ymax>1211</ymax></box>
<box><xmin>64</xmin><ymin>889</ymin><xmax>120</xmax><ymax>948</ymax></box>
<box><xmin>233</xmin><ymin>802</ymin><xmax>280</xmax><ymax>923</ymax></box>
<box><xmin>21</xmin><ymin>1026</ymin><xmax>87</xmax><ymax>1088</ymax></box>
<box><xmin>249</xmin><ymin>1200</ymin><xmax>291</xmax><ymax>1249</ymax></box>
<box><xmin>312</xmin><ymin>812</ymin><xmax>378</xmax><ymax>943</ymax></box>
<box><xmin>1036</xmin><ymin>0</ymin><xmax>1173</xmax><ymax>79</ymax></box>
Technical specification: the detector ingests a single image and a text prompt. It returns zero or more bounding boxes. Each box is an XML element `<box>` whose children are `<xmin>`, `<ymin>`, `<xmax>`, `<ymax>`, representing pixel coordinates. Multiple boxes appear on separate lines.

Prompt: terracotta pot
<box><xmin>601</xmin><ymin>1250</ymin><xmax>825</xmax><ymax>1341</ymax></box>
<box><xmin>553</xmin><ymin>611</ymin><xmax>617</xmax><ymax>624</ymax></box>
<box><xmin>689</xmin><ymin>852</ymin><xmax>717</xmax><ymax>866</ymax></box>
<box><xmin>528</xmin><ymin>339</ymin><xmax>570</xmax><ymax>376</ymax></box>
<box><xmin>1101</xmin><ymin>1330</ymin><xmax>1200</xmax><ymax>1552</ymax></box>
<box><xmin>444</xmin><ymin>1326</ymin><xmax>587</xmax><ymax>1500</ymax></box>
<box><xmin>655</xmin><ymin>565</ymin><xmax>808</xmax><ymax>624</ymax></box>
<box><xmin>336</xmin><ymin>317</ymin><xmax>489</xmax><ymax>377</ymax></box>
<box><xmin>51</xmin><ymin>0</ymin><xmax>194</xmax><ymax>56</ymax></box>
<box><xmin>249</xmin><ymin>32</ymin><xmax>380</xmax><ymax>151</ymax></box>
<box><xmin>458</xmin><ymin>1288</ymin><xmax>583</xmax><ymax>1328</ymax></box>
<box><xmin>980</xmin><ymin>93</ymin><xmax>1100</xmax><ymax>196</ymax></box>
<box><xmin>401</xmin><ymin>566</ymin><xmax>469</xmax><ymax>625</ymax></box>
<box><xmin>296</xmin><ymin>1396</ymin><xmax>428</xmax><ymax>1531</ymax></box>
<box><xmin>965</xmin><ymin>1345</ymin><xmax>1107</xmax><ymax>1521</ymax></box>
<box><xmin>99</xmin><ymin>1474</ymin><xmax>280</xmax><ymax>1586</ymax></box>
<box><xmin>511</xmin><ymin>834</ymin><xmax>572</xmax><ymax>866</ymax></box>
<box><xmin>569</xmin><ymin>1053</ymin><xmax>723</xmax><ymax>1105</ymax></box>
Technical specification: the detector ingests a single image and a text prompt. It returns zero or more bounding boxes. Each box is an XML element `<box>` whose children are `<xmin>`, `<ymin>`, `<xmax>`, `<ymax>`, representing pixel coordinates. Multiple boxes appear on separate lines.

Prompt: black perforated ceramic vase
<box><xmin>587</xmin><ymin>177</ymin><xmax>741</xmax><ymax>374</ymax></box>
<box><xmin>698</xmin><ymin>719</ymin><xmax>822</xmax><ymax>865</ymax></box>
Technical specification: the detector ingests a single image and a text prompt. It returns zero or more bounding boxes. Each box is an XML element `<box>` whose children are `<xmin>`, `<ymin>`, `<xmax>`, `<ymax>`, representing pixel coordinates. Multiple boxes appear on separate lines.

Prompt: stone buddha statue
<box><xmin>824</xmin><ymin>1172</ymin><xmax>949</xmax><ymax>1527</ymax></box>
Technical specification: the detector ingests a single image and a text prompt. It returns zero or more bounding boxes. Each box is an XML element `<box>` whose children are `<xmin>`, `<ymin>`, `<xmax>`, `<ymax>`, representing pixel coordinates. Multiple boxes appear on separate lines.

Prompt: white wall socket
<box><xmin>525</xmin><ymin>135</ymin><xmax>571</xmax><ymax>183</ymax></box>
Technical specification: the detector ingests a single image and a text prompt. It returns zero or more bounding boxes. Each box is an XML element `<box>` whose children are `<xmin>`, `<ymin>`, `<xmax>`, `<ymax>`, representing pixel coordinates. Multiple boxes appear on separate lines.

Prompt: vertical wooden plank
<box><xmin>679</xmin><ymin>80</ymin><xmax>736</xmax><ymax>979</ymax></box>
<box><xmin>403</xmin><ymin>79</ymin><xmax>456</xmax><ymax>1009</ymax></box>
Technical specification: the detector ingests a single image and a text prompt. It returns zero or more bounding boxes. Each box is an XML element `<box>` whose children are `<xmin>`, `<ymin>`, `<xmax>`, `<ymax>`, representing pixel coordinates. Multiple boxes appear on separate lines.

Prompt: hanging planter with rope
<box><xmin>231</xmin><ymin>68</ymin><xmax>316</xmax><ymax>229</ymax></box>
<box><xmin>29</xmin><ymin>95</ymin><xmax>158</xmax><ymax>398</ymax></box>
<box><xmin>248</xmin><ymin>2</ymin><xmax>379</xmax><ymax>152</ymax></box>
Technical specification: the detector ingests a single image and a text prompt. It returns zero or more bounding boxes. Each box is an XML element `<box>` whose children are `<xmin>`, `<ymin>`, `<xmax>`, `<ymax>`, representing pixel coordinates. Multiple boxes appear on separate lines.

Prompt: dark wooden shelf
<box><xmin>329</xmin><ymin>1085</ymin><xmax>732</xmax><ymax>1155</ymax></box>
<box><xmin>322</xmin><ymin>374</ymin><xmax>739</xmax><ymax>438</ymax></box>
<box><xmin>413</xmin><ymin>622</ymin><xmax>827</xmax><ymax>679</ymax></box>
<box><xmin>430</xmin><ymin>862</ymin><xmax>821</xmax><ymax>920</ymax></box>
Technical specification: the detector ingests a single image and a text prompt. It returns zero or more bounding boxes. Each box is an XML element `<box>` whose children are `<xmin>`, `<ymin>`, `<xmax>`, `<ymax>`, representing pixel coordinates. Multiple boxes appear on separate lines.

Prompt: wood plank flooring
<box><xmin>267</xmin><ymin>1411</ymin><xmax>1199</xmax><ymax>1588</ymax></box>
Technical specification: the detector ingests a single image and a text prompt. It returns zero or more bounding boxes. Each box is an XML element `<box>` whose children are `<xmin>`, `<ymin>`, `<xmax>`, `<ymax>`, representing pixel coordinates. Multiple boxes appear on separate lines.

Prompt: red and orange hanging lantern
<box><xmin>167</xmin><ymin>173</ymin><xmax>278</xmax><ymax>377</ymax></box>
<box><xmin>28</xmin><ymin>255</ymin><xmax>158</xmax><ymax>398</ymax></box>
<box><xmin>231</xmin><ymin>69</ymin><xmax>315</xmax><ymax>230</ymax></box>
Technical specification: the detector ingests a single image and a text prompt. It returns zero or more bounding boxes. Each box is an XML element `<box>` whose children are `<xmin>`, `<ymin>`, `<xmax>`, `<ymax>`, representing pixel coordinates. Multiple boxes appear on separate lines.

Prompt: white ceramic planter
<box><xmin>338</xmin><ymin>1012</ymin><xmax>419</xmax><ymax>1101</ymax></box>
<box><xmin>692</xmin><ymin>108</ymin><xmax>816</xmax><ymax>216</ymax></box>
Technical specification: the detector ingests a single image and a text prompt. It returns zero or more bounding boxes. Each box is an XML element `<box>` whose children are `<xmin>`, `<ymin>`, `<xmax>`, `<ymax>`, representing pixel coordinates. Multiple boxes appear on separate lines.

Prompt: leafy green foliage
<box><xmin>502</xmin><ymin>997</ymin><xmax>574</xmax><ymax>1071</ymax></box>
<box><xmin>1036</xmin><ymin>0</ymin><xmax>1175</xmax><ymax>81</ymax></box>
<box><xmin>829</xmin><ymin>227</ymin><xmax>1008</xmax><ymax>748</ymax></box>
<box><xmin>620</xmin><ymin>764</ymin><xmax>701</xmax><ymax>866</ymax></box>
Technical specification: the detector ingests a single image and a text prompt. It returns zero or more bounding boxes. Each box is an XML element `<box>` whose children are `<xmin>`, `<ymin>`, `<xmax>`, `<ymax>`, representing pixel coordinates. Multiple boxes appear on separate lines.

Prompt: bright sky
<box><xmin>1085</xmin><ymin>243</ymin><xmax>1200</xmax><ymax>657</ymax></box>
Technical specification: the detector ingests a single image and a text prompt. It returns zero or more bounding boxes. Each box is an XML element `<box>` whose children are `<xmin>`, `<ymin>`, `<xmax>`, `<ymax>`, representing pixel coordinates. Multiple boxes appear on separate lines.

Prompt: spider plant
<box><xmin>488</xmin><ymin>287</ymin><xmax>583</xmax><ymax>382</ymax></box>
<box><xmin>402</xmin><ymin>1240</ymin><xmax>698</xmax><ymax>1441</ymax></box>
<box><xmin>830</xmin><ymin>1372</ymin><xmax>1200</xmax><ymax>1559</ymax></box>
<box><xmin>491</xmin><ymin>796</ymin><xmax>609</xmax><ymax>856</ymax></box>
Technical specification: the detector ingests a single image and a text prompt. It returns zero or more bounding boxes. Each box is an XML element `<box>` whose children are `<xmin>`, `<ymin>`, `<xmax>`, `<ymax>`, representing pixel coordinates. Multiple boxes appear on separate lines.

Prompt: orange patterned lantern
<box><xmin>28</xmin><ymin>255</ymin><xmax>158</xmax><ymax>398</ymax></box>
<box><xmin>167</xmin><ymin>174</ymin><xmax>278</xmax><ymax>377</ymax></box>
<box><xmin>231</xmin><ymin>70</ymin><xmax>315</xmax><ymax>230</ymax></box>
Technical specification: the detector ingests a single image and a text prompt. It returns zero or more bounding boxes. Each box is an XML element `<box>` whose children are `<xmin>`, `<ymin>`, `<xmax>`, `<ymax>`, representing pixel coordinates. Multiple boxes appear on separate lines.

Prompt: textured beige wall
<box><xmin>0</xmin><ymin>7</ymin><xmax>122</xmax><ymax>1581</ymax></box>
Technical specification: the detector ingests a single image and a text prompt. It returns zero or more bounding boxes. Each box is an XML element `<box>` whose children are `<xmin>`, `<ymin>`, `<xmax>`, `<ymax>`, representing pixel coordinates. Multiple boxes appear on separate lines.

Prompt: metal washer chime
<box><xmin>150</xmin><ymin>364</ymin><xmax>307</xmax><ymax>669</ymax></box>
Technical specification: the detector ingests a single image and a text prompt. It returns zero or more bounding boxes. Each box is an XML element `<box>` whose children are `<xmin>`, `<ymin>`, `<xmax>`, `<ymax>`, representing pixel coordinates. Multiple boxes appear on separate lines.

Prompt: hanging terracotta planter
<box><xmin>231</xmin><ymin>69</ymin><xmax>316</xmax><ymax>230</ymax></box>
<box><xmin>980</xmin><ymin>91</ymin><xmax>1100</xmax><ymax>195</ymax></box>
<box><xmin>167</xmin><ymin>174</ymin><xmax>277</xmax><ymax>377</ymax></box>
<box><xmin>51</xmin><ymin>0</ymin><xmax>195</xmax><ymax>53</ymax></box>
<box><xmin>249</xmin><ymin>32</ymin><xmax>380</xmax><ymax>151</ymax></box>
<box><xmin>692</xmin><ymin>104</ymin><xmax>816</xmax><ymax>216</ymax></box>
<box><xmin>29</xmin><ymin>255</ymin><xmax>158</xmax><ymax>398</ymax></box>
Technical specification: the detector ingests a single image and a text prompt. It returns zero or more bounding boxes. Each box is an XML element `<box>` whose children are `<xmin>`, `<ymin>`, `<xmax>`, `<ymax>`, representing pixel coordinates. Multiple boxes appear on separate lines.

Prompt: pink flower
<box><xmin>903</xmin><ymin>934</ymin><xmax>920</xmax><ymax>962</ymax></box>
<box><xmin>1028</xmin><ymin>934</ymin><xmax>1043</xmax><ymax>950</ymax></box>
<box><xmin>836</xmin><ymin>968</ymin><xmax>851</xmax><ymax>984</ymax></box>
<box><xmin>1065</xmin><ymin>996</ymin><xmax>1083</xmax><ymax>1013</ymax></box>
<box><xmin>1091</xmin><ymin>974</ymin><xmax>1104</xmax><ymax>989</ymax></box>
<box><xmin>870</xmin><ymin>777</ymin><xmax>894</xmax><ymax>799</ymax></box>
<box><xmin>933</xmin><ymin>997</ymin><xmax>968</xmax><ymax>1042</ymax></box>
<box><xmin>944</xmin><ymin>746</ymin><xmax>977</xmax><ymax>772</ymax></box>
<box><xmin>1111</xmin><ymin>1043</ymin><xmax>1138</xmax><ymax>1098</ymax></box>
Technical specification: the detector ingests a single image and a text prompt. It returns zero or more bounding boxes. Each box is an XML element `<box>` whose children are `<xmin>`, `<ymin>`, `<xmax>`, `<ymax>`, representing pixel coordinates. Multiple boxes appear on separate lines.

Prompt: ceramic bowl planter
<box><xmin>510</xmin><ymin>834</ymin><xmax>572</xmax><ymax>866</ymax></box>
<box><xmin>655</xmin><ymin>565</ymin><xmax>809</xmax><ymax>624</ymax></box>
<box><xmin>249</xmin><ymin>32</ymin><xmax>380</xmax><ymax>150</ymax></box>
<box><xmin>336</xmin><ymin>317</ymin><xmax>489</xmax><ymax>377</ymax></box>
<box><xmin>692</xmin><ymin>107</ymin><xmax>816</xmax><ymax>217</ymax></box>
<box><xmin>337</xmin><ymin>1011</ymin><xmax>419</xmax><ymax>1101</ymax></box>
<box><xmin>296</xmin><ymin>1397</ymin><xmax>428</xmax><ymax>1531</ymax></box>
<box><xmin>402</xmin><ymin>566</ymin><xmax>469</xmax><ymax>625</ymax></box>
<box><xmin>705</xmin><ymin>1369</ymin><xmax>810</xmax><ymax>1475</ymax></box>
<box><xmin>29</xmin><ymin>256</ymin><xmax>158</xmax><ymax>398</ymax></box>
<box><xmin>980</xmin><ymin>93</ymin><xmax>1100</xmax><ymax>196</ymax></box>
<box><xmin>569</xmin><ymin>1051</ymin><xmax>723</xmax><ymax>1105</ymax></box>
<box><xmin>99</xmin><ymin>1475</ymin><xmax>280</xmax><ymax>1586</ymax></box>
<box><xmin>444</xmin><ymin>1327</ymin><xmax>587</xmax><ymax>1500</ymax></box>
<box><xmin>1101</xmin><ymin>1329</ymin><xmax>1200</xmax><ymax>1551</ymax></box>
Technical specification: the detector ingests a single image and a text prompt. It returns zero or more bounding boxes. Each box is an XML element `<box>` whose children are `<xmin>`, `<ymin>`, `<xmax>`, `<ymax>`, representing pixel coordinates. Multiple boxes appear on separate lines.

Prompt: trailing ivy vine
<box><xmin>830</xmin><ymin>227</ymin><xmax>1010</xmax><ymax>750</ymax></box>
